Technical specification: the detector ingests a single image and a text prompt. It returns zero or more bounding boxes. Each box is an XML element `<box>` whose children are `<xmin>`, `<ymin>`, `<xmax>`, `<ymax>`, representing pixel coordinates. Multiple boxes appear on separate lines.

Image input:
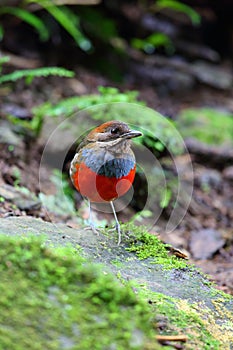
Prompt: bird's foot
<box><xmin>84</xmin><ymin>221</ymin><xmax>100</xmax><ymax>235</ymax></box>
<box><xmin>107</xmin><ymin>223</ymin><xmax>122</xmax><ymax>245</ymax></box>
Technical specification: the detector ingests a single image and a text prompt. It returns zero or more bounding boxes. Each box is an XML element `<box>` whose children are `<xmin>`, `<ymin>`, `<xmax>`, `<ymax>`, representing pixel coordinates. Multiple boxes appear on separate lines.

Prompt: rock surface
<box><xmin>0</xmin><ymin>216</ymin><xmax>232</xmax><ymax>349</ymax></box>
<box><xmin>0</xmin><ymin>184</ymin><xmax>41</xmax><ymax>211</ymax></box>
<box><xmin>190</xmin><ymin>228</ymin><xmax>225</xmax><ymax>259</ymax></box>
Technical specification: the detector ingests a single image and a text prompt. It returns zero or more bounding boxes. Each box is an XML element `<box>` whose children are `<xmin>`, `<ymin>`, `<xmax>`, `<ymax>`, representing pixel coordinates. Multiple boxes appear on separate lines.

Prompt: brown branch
<box><xmin>156</xmin><ymin>334</ymin><xmax>188</xmax><ymax>343</ymax></box>
<box><xmin>1</xmin><ymin>51</ymin><xmax>40</xmax><ymax>69</ymax></box>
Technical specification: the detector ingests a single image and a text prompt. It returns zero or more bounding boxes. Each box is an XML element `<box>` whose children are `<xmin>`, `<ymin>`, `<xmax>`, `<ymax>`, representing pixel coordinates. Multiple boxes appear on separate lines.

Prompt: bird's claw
<box><xmin>84</xmin><ymin>222</ymin><xmax>100</xmax><ymax>235</ymax></box>
<box><xmin>106</xmin><ymin>223</ymin><xmax>122</xmax><ymax>245</ymax></box>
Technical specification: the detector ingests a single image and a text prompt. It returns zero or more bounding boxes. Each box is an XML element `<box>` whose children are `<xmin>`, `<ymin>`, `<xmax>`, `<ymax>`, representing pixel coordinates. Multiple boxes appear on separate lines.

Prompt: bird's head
<box><xmin>86</xmin><ymin>120</ymin><xmax>142</xmax><ymax>144</ymax></box>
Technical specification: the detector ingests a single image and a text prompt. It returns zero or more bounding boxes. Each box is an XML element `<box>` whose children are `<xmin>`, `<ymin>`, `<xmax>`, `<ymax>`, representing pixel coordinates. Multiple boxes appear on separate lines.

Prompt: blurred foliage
<box><xmin>7</xmin><ymin>113</ymin><xmax>43</xmax><ymax>140</ymax></box>
<box><xmin>39</xmin><ymin>169</ymin><xmax>76</xmax><ymax>217</ymax></box>
<box><xmin>155</xmin><ymin>0</ymin><xmax>201</xmax><ymax>25</ymax></box>
<box><xmin>0</xmin><ymin>64</ymin><xmax>74</xmax><ymax>84</ymax></box>
<box><xmin>4</xmin><ymin>85</ymin><xmax>142</xmax><ymax>138</ymax></box>
<box><xmin>177</xmin><ymin>108</ymin><xmax>233</xmax><ymax>145</ymax></box>
<box><xmin>4</xmin><ymin>80</ymin><xmax>184</xmax><ymax>162</ymax></box>
<box><xmin>0</xmin><ymin>0</ymin><xmax>200</xmax><ymax>215</ymax></box>
<box><xmin>79</xmin><ymin>7</ymin><xmax>118</xmax><ymax>44</ymax></box>
<box><xmin>0</xmin><ymin>55</ymin><xmax>75</xmax><ymax>138</ymax></box>
<box><xmin>0</xmin><ymin>0</ymin><xmax>201</xmax><ymax>56</ymax></box>
<box><xmin>0</xmin><ymin>5</ymin><xmax>49</xmax><ymax>41</ymax></box>
<box><xmin>32</xmin><ymin>86</ymin><xmax>184</xmax><ymax>156</ymax></box>
<box><xmin>132</xmin><ymin>33</ymin><xmax>174</xmax><ymax>55</ymax></box>
<box><xmin>0</xmin><ymin>55</ymin><xmax>10</xmax><ymax>70</ymax></box>
<box><xmin>0</xmin><ymin>1</ymin><xmax>92</xmax><ymax>51</ymax></box>
<box><xmin>29</xmin><ymin>0</ymin><xmax>92</xmax><ymax>51</ymax></box>
<box><xmin>160</xmin><ymin>187</ymin><xmax>172</xmax><ymax>209</ymax></box>
<box><xmin>31</xmin><ymin>86</ymin><xmax>144</xmax><ymax>137</ymax></box>
<box><xmin>0</xmin><ymin>2</ymin><xmax>117</xmax><ymax>52</ymax></box>
<box><xmin>33</xmin><ymin>86</ymin><xmax>142</xmax><ymax>120</ymax></box>
<box><xmin>132</xmin><ymin>0</ymin><xmax>201</xmax><ymax>55</ymax></box>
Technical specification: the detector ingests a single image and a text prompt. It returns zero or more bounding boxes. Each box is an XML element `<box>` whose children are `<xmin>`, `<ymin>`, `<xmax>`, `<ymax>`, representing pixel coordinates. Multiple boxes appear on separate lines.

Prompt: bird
<box><xmin>70</xmin><ymin>120</ymin><xmax>142</xmax><ymax>245</ymax></box>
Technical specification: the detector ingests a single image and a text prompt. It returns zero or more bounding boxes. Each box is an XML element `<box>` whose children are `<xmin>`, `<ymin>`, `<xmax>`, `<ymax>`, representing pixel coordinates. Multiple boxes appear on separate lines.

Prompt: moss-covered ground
<box><xmin>120</xmin><ymin>224</ymin><xmax>233</xmax><ymax>349</ymax></box>
<box><xmin>123</xmin><ymin>223</ymin><xmax>190</xmax><ymax>270</ymax></box>
<box><xmin>0</xmin><ymin>222</ymin><xmax>232</xmax><ymax>349</ymax></box>
<box><xmin>0</xmin><ymin>236</ymin><xmax>159</xmax><ymax>350</ymax></box>
<box><xmin>139</xmin><ymin>291</ymin><xmax>222</xmax><ymax>350</ymax></box>
<box><xmin>176</xmin><ymin>107</ymin><xmax>233</xmax><ymax>146</ymax></box>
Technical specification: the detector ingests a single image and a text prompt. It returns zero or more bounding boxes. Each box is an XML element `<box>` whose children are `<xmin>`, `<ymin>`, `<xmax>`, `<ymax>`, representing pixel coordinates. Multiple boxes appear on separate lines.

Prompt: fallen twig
<box><xmin>156</xmin><ymin>334</ymin><xmax>188</xmax><ymax>343</ymax></box>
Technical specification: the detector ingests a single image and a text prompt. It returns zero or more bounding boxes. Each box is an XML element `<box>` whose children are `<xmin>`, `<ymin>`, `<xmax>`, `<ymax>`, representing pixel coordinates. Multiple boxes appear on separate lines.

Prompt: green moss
<box><xmin>0</xmin><ymin>230</ymin><xmax>232</xmax><ymax>350</ymax></box>
<box><xmin>111</xmin><ymin>259</ymin><xmax>124</xmax><ymax>267</ymax></box>
<box><xmin>0</xmin><ymin>235</ymin><xmax>160</xmax><ymax>350</ymax></box>
<box><xmin>120</xmin><ymin>224</ymin><xmax>232</xmax><ymax>349</ymax></box>
<box><xmin>137</xmin><ymin>290</ymin><xmax>221</xmax><ymax>350</ymax></box>
<box><xmin>177</xmin><ymin>108</ymin><xmax>233</xmax><ymax>145</ymax></box>
<box><xmin>123</xmin><ymin>223</ymin><xmax>190</xmax><ymax>270</ymax></box>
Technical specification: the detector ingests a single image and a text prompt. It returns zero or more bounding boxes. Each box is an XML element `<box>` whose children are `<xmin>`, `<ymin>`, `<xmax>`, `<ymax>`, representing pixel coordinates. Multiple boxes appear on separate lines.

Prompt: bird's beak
<box><xmin>121</xmin><ymin>130</ymin><xmax>143</xmax><ymax>139</ymax></box>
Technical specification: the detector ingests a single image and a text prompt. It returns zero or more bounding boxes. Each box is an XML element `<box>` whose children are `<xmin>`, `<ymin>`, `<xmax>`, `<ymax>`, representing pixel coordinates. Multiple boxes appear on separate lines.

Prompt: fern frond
<box><xmin>156</xmin><ymin>0</ymin><xmax>201</xmax><ymax>25</ymax></box>
<box><xmin>32</xmin><ymin>87</ymin><xmax>143</xmax><ymax>118</ymax></box>
<box><xmin>0</xmin><ymin>6</ymin><xmax>49</xmax><ymax>41</ymax></box>
<box><xmin>0</xmin><ymin>67</ymin><xmax>75</xmax><ymax>84</ymax></box>
<box><xmin>26</xmin><ymin>0</ymin><xmax>92</xmax><ymax>51</ymax></box>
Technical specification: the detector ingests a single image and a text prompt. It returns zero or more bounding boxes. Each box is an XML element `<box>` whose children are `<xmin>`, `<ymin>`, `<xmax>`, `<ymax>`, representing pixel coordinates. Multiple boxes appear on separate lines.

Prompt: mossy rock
<box><xmin>0</xmin><ymin>235</ymin><xmax>158</xmax><ymax>350</ymax></box>
<box><xmin>176</xmin><ymin>107</ymin><xmax>233</xmax><ymax>146</ymax></box>
<box><xmin>0</xmin><ymin>216</ymin><xmax>232</xmax><ymax>349</ymax></box>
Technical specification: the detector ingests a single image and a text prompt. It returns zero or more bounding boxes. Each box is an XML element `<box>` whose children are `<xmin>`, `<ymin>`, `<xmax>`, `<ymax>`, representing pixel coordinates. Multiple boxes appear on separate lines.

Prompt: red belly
<box><xmin>72</xmin><ymin>162</ymin><xmax>136</xmax><ymax>202</ymax></box>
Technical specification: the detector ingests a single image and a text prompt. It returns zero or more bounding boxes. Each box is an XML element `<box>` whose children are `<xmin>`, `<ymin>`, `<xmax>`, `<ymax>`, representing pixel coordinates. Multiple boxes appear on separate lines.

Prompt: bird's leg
<box><xmin>110</xmin><ymin>201</ymin><xmax>121</xmax><ymax>245</ymax></box>
<box><xmin>86</xmin><ymin>200</ymin><xmax>99</xmax><ymax>234</ymax></box>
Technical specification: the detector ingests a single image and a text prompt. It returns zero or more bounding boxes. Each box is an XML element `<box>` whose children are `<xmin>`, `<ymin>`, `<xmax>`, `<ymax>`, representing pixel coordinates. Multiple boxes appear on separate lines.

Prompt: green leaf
<box><xmin>0</xmin><ymin>67</ymin><xmax>74</xmax><ymax>84</ymax></box>
<box><xmin>0</xmin><ymin>6</ymin><xmax>49</xmax><ymax>41</ymax></box>
<box><xmin>0</xmin><ymin>55</ymin><xmax>10</xmax><ymax>74</ymax></box>
<box><xmin>80</xmin><ymin>8</ymin><xmax>118</xmax><ymax>43</ymax></box>
<box><xmin>0</xmin><ymin>24</ymin><xmax>4</xmax><ymax>41</ymax></box>
<box><xmin>160</xmin><ymin>188</ymin><xmax>172</xmax><ymax>208</ymax></box>
<box><xmin>147</xmin><ymin>33</ymin><xmax>171</xmax><ymax>46</ymax></box>
<box><xmin>156</xmin><ymin>0</ymin><xmax>201</xmax><ymax>25</ymax></box>
<box><xmin>132</xmin><ymin>33</ymin><xmax>173</xmax><ymax>54</ymax></box>
<box><xmin>0</xmin><ymin>55</ymin><xmax>10</xmax><ymax>66</ymax></box>
<box><xmin>32</xmin><ymin>86</ymin><xmax>142</xmax><ymax>119</ymax></box>
<box><xmin>27</xmin><ymin>0</ymin><xmax>92</xmax><ymax>51</ymax></box>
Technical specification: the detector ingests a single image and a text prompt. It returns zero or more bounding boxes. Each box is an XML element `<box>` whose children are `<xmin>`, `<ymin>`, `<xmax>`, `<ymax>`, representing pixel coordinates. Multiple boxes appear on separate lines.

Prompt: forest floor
<box><xmin>0</xmin><ymin>64</ymin><xmax>233</xmax><ymax>295</ymax></box>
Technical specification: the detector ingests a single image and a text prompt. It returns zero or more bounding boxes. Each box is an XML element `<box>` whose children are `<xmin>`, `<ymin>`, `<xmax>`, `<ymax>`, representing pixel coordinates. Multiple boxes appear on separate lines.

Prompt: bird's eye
<box><xmin>111</xmin><ymin>127</ymin><xmax>120</xmax><ymax>134</ymax></box>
